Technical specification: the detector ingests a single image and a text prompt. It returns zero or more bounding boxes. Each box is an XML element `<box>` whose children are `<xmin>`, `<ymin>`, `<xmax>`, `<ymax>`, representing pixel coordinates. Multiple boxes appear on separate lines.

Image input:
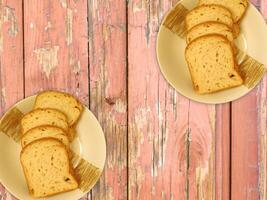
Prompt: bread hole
<box><xmin>228</xmin><ymin>73</ymin><xmax>235</xmax><ymax>78</ymax></box>
<box><xmin>195</xmin><ymin>85</ymin><xmax>199</xmax><ymax>91</ymax></box>
<box><xmin>64</xmin><ymin>177</ymin><xmax>71</xmax><ymax>182</ymax></box>
<box><xmin>30</xmin><ymin>189</ymin><xmax>34</xmax><ymax>194</ymax></box>
<box><xmin>202</xmin><ymin>65</ymin><xmax>206</xmax><ymax>68</ymax></box>
<box><xmin>216</xmin><ymin>18</ymin><xmax>219</xmax><ymax>21</ymax></box>
<box><xmin>47</xmin><ymin>111</ymin><xmax>51</xmax><ymax>113</ymax></box>
<box><xmin>216</xmin><ymin>59</ymin><xmax>218</xmax><ymax>63</ymax></box>
<box><xmin>35</xmin><ymin>117</ymin><xmax>39</xmax><ymax>120</ymax></box>
<box><xmin>52</xmin><ymin>122</ymin><xmax>55</xmax><ymax>125</ymax></box>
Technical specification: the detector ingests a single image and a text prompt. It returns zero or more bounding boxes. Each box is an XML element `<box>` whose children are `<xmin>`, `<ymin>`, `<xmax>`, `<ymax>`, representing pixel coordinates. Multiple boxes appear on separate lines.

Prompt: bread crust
<box><xmin>34</xmin><ymin>90</ymin><xmax>83</xmax><ymax>111</ymax></box>
<box><xmin>198</xmin><ymin>0</ymin><xmax>248</xmax><ymax>23</ymax></box>
<box><xmin>185</xmin><ymin>4</ymin><xmax>234</xmax><ymax>30</ymax></box>
<box><xmin>185</xmin><ymin>34</ymin><xmax>243</xmax><ymax>94</ymax></box>
<box><xmin>20</xmin><ymin>138</ymin><xmax>78</xmax><ymax>198</ymax></box>
<box><xmin>20</xmin><ymin>108</ymin><xmax>69</xmax><ymax>134</ymax></box>
<box><xmin>186</xmin><ymin>21</ymin><xmax>234</xmax><ymax>43</ymax></box>
<box><xmin>34</xmin><ymin>90</ymin><xmax>84</xmax><ymax>125</ymax></box>
<box><xmin>21</xmin><ymin>125</ymin><xmax>69</xmax><ymax>148</ymax></box>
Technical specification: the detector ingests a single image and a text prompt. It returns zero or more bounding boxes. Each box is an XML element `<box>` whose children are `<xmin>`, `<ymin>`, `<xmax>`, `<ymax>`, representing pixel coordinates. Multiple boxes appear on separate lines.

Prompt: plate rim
<box><xmin>156</xmin><ymin>0</ymin><xmax>267</xmax><ymax>104</ymax></box>
<box><xmin>0</xmin><ymin>95</ymin><xmax>107</xmax><ymax>200</ymax></box>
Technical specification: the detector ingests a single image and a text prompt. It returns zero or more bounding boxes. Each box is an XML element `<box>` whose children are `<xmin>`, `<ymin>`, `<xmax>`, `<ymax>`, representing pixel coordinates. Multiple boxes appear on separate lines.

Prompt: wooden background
<box><xmin>0</xmin><ymin>0</ymin><xmax>266</xmax><ymax>199</ymax></box>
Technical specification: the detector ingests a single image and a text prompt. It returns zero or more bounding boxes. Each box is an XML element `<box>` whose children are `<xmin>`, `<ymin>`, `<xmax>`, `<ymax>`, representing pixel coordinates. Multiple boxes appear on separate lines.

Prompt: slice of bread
<box><xmin>34</xmin><ymin>91</ymin><xmax>83</xmax><ymax>126</ymax></box>
<box><xmin>21</xmin><ymin>126</ymin><xmax>69</xmax><ymax>148</ymax></box>
<box><xmin>20</xmin><ymin>138</ymin><xmax>78</xmax><ymax>198</ymax></box>
<box><xmin>185</xmin><ymin>34</ymin><xmax>243</xmax><ymax>94</ymax></box>
<box><xmin>21</xmin><ymin>108</ymin><xmax>68</xmax><ymax>135</ymax></box>
<box><xmin>199</xmin><ymin>0</ymin><xmax>248</xmax><ymax>23</ymax></box>
<box><xmin>185</xmin><ymin>5</ymin><xmax>233</xmax><ymax>31</ymax></box>
<box><xmin>186</xmin><ymin>22</ymin><xmax>234</xmax><ymax>44</ymax></box>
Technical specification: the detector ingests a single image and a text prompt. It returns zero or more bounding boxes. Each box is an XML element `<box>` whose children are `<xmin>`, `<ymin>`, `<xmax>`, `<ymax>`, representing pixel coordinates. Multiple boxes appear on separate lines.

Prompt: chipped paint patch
<box><xmin>196</xmin><ymin>164</ymin><xmax>209</xmax><ymax>199</ymax></box>
<box><xmin>59</xmin><ymin>0</ymin><xmax>67</xmax><ymax>8</ymax></box>
<box><xmin>114</xmin><ymin>99</ymin><xmax>126</xmax><ymax>113</ymax></box>
<box><xmin>34</xmin><ymin>46</ymin><xmax>59</xmax><ymax>78</ymax></box>
<box><xmin>0</xmin><ymin>0</ymin><xmax>3</xmax><ymax>53</ymax></box>
<box><xmin>103</xmin><ymin>25</ymin><xmax>111</xmax><ymax>41</ymax></box>
<box><xmin>30</xmin><ymin>22</ymin><xmax>34</xmax><ymax>29</ymax></box>
<box><xmin>134</xmin><ymin>107</ymin><xmax>151</xmax><ymax>131</ymax></box>
<box><xmin>3</xmin><ymin>6</ymin><xmax>18</xmax><ymax>36</ymax></box>
<box><xmin>0</xmin><ymin>4</ymin><xmax>19</xmax><ymax>52</ymax></box>
<box><xmin>133</xmin><ymin>0</ymin><xmax>146</xmax><ymax>13</ymax></box>
<box><xmin>70</xmin><ymin>57</ymin><xmax>81</xmax><ymax>74</ymax></box>
<box><xmin>44</xmin><ymin>21</ymin><xmax>52</xmax><ymax>31</ymax></box>
<box><xmin>66</xmin><ymin>8</ymin><xmax>73</xmax><ymax>45</ymax></box>
<box><xmin>1</xmin><ymin>87</ymin><xmax>6</xmax><ymax>105</ymax></box>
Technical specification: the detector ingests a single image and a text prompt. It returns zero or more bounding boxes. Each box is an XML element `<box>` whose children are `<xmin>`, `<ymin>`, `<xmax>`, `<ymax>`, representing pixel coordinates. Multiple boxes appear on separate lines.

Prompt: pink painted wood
<box><xmin>0</xmin><ymin>0</ymin><xmax>23</xmax><ymax>199</ymax></box>
<box><xmin>0</xmin><ymin>0</ymin><xmax>266</xmax><ymax>200</ymax></box>
<box><xmin>231</xmin><ymin>1</ymin><xmax>267</xmax><ymax>200</ymax></box>
<box><xmin>88</xmin><ymin>1</ymin><xmax>128</xmax><ymax>200</ymax></box>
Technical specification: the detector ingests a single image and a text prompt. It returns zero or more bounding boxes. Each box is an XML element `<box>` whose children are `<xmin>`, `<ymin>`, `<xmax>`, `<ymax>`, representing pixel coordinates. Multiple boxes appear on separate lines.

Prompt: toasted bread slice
<box><xmin>185</xmin><ymin>35</ymin><xmax>243</xmax><ymax>94</ymax></box>
<box><xmin>21</xmin><ymin>108</ymin><xmax>68</xmax><ymax>135</ymax></box>
<box><xmin>186</xmin><ymin>22</ymin><xmax>234</xmax><ymax>44</ymax></box>
<box><xmin>21</xmin><ymin>126</ymin><xmax>69</xmax><ymax>148</ymax></box>
<box><xmin>199</xmin><ymin>0</ymin><xmax>248</xmax><ymax>23</ymax></box>
<box><xmin>34</xmin><ymin>91</ymin><xmax>83</xmax><ymax>126</ymax></box>
<box><xmin>20</xmin><ymin>138</ymin><xmax>78</xmax><ymax>198</ymax></box>
<box><xmin>185</xmin><ymin>5</ymin><xmax>233</xmax><ymax>31</ymax></box>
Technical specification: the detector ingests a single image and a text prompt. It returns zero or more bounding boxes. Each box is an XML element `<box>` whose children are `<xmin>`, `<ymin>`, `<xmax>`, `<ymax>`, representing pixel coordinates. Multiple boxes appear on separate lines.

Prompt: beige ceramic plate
<box><xmin>0</xmin><ymin>95</ymin><xmax>106</xmax><ymax>200</ymax></box>
<box><xmin>157</xmin><ymin>0</ymin><xmax>267</xmax><ymax>104</ymax></box>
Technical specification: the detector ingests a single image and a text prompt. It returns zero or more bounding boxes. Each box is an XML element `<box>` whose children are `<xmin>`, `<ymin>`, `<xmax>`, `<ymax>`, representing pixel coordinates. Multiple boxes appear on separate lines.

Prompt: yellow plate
<box><xmin>0</xmin><ymin>95</ymin><xmax>106</xmax><ymax>200</ymax></box>
<box><xmin>157</xmin><ymin>0</ymin><xmax>267</xmax><ymax>104</ymax></box>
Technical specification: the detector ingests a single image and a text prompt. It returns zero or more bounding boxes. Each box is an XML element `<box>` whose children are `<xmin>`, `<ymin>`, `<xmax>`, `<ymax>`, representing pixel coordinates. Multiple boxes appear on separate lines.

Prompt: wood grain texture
<box><xmin>24</xmin><ymin>0</ymin><xmax>89</xmax><ymax>104</ymax></box>
<box><xmin>215</xmin><ymin>104</ymin><xmax>230</xmax><ymax>200</ymax></box>
<box><xmin>88</xmin><ymin>0</ymin><xmax>128</xmax><ymax>199</ymax></box>
<box><xmin>231</xmin><ymin>2</ymin><xmax>267</xmax><ymax>200</ymax></box>
<box><xmin>128</xmin><ymin>0</ymin><xmax>219</xmax><ymax>199</ymax></box>
<box><xmin>0</xmin><ymin>0</ymin><xmax>23</xmax><ymax>199</ymax></box>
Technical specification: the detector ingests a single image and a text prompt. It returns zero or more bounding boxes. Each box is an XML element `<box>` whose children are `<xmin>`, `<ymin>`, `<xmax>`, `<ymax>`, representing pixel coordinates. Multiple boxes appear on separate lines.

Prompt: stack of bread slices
<box><xmin>20</xmin><ymin>91</ymin><xmax>83</xmax><ymax>198</ymax></box>
<box><xmin>184</xmin><ymin>0</ymin><xmax>248</xmax><ymax>94</ymax></box>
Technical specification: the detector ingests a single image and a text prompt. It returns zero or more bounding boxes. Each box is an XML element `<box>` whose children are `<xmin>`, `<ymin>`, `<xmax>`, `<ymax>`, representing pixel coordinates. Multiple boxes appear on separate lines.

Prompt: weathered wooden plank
<box><xmin>88</xmin><ymin>0</ymin><xmax>128</xmax><ymax>199</ymax></box>
<box><xmin>215</xmin><ymin>104</ymin><xmax>230</xmax><ymax>200</ymax></box>
<box><xmin>0</xmin><ymin>0</ymin><xmax>23</xmax><ymax>199</ymax></box>
<box><xmin>231</xmin><ymin>2</ymin><xmax>267</xmax><ymax>200</ymax></box>
<box><xmin>23</xmin><ymin>0</ymin><xmax>89</xmax><ymax>199</ymax></box>
<box><xmin>24</xmin><ymin>0</ymin><xmax>89</xmax><ymax>104</ymax></box>
<box><xmin>0</xmin><ymin>0</ymin><xmax>23</xmax><ymax>114</ymax></box>
<box><xmin>128</xmin><ymin>0</ymin><xmax>220</xmax><ymax>199</ymax></box>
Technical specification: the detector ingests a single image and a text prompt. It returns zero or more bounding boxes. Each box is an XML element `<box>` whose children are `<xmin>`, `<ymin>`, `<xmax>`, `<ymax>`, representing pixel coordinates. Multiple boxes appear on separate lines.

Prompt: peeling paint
<box><xmin>3</xmin><ymin>6</ymin><xmax>18</xmax><ymax>36</ymax></box>
<box><xmin>134</xmin><ymin>107</ymin><xmax>151</xmax><ymax>131</ymax></box>
<box><xmin>196</xmin><ymin>164</ymin><xmax>209</xmax><ymax>200</ymax></box>
<box><xmin>1</xmin><ymin>87</ymin><xmax>6</xmax><ymax>105</ymax></box>
<box><xmin>133</xmin><ymin>0</ymin><xmax>146</xmax><ymax>13</ymax></box>
<box><xmin>0</xmin><ymin>0</ymin><xmax>3</xmax><ymax>53</ymax></box>
<box><xmin>114</xmin><ymin>99</ymin><xmax>126</xmax><ymax>113</ymax></box>
<box><xmin>44</xmin><ymin>21</ymin><xmax>52</xmax><ymax>31</ymax></box>
<box><xmin>34</xmin><ymin>46</ymin><xmax>59</xmax><ymax>78</ymax></box>
<box><xmin>66</xmin><ymin>8</ymin><xmax>73</xmax><ymax>45</ymax></box>
<box><xmin>70</xmin><ymin>57</ymin><xmax>81</xmax><ymax>74</ymax></box>
<box><xmin>103</xmin><ymin>25</ymin><xmax>111</xmax><ymax>42</ymax></box>
<box><xmin>59</xmin><ymin>0</ymin><xmax>67</xmax><ymax>9</ymax></box>
<box><xmin>30</xmin><ymin>22</ymin><xmax>34</xmax><ymax>29</ymax></box>
<box><xmin>0</xmin><ymin>4</ymin><xmax>19</xmax><ymax>52</ymax></box>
